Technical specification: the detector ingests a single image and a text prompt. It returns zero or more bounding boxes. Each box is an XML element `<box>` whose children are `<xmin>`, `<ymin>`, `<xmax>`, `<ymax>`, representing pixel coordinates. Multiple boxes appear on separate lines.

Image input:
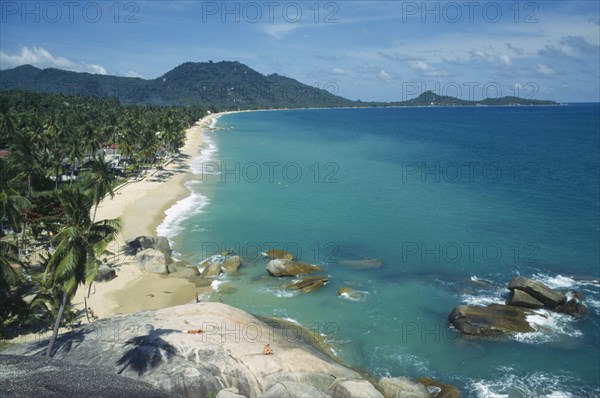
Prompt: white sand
<box><xmin>72</xmin><ymin>115</ymin><xmax>219</xmax><ymax>320</ymax></box>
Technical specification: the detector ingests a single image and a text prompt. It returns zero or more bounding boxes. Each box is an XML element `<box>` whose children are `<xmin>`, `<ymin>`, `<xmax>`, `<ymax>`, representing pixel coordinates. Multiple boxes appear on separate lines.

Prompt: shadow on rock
<box><xmin>116</xmin><ymin>327</ymin><xmax>177</xmax><ymax>375</ymax></box>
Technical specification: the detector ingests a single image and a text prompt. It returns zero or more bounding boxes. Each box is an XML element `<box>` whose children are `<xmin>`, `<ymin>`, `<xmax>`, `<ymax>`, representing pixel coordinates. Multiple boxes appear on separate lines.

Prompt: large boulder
<box><xmin>448</xmin><ymin>304</ymin><xmax>534</xmax><ymax>337</ymax></box>
<box><xmin>127</xmin><ymin>236</ymin><xmax>172</xmax><ymax>260</ymax></box>
<box><xmin>266</xmin><ymin>259</ymin><xmax>321</xmax><ymax>277</ymax></box>
<box><xmin>200</xmin><ymin>255</ymin><xmax>223</xmax><ymax>277</ymax></box>
<box><xmin>261</xmin><ymin>381</ymin><xmax>331</xmax><ymax>398</ymax></box>
<box><xmin>506</xmin><ymin>289</ymin><xmax>545</xmax><ymax>309</ymax></box>
<box><xmin>507</xmin><ymin>276</ymin><xmax>566</xmax><ymax>309</ymax></box>
<box><xmin>287</xmin><ymin>276</ymin><xmax>329</xmax><ymax>293</ymax></box>
<box><xmin>556</xmin><ymin>298</ymin><xmax>588</xmax><ymax>317</ymax></box>
<box><xmin>222</xmin><ymin>256</ymin><xmax>243</xmax><ymax>273</ymax></box>
<box><xmin>377</xmin><ymin>377</ymin><xmax>429</xmax><ymax>398</ymax></box>
<box><xmin>3</xmin><ymin>303</ymin><xmax>368</xmax><ymax>398</ymax></box>
<box><xmin>0</xmin><ymin>354</ymin><xmax>174</xmax><ymax>398</ymax></box>
<box><xmin>95</xmin><ymin>265</ymin><xmax>117</xmax><ymax>282</ymax></box>
<box><xmin>330</xmin><ymin>380</ymin><xmax>384</xmax><ymax>398</ymax></box>
<box><xmin>135</xmin><ymin>249</ymin><xmax>169</xmax><ymax>274</ymax></box>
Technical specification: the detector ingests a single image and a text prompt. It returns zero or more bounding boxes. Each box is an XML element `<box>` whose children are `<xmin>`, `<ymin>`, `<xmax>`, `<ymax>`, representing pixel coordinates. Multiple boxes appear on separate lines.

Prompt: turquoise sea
<box><xmin>158</xmin><ymin>105</ymin><xmax>600</xmax><ymax>397</ymax></box>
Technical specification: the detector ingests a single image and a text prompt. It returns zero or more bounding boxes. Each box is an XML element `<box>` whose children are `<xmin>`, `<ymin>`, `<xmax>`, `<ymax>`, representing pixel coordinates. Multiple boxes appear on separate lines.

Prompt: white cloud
<box><xmin>535</xmin><ymin>63</ymin><xmax>554</xmax><ymax>76</ymax></box>
<box><xmin>378</xmin><ymin>69</ymin><xmax>391</xmax><ymax>80</ymax></box>
<box><xmin>331</xmin><ymin>67</ymin><xmax>346</xmax><ymax>75</ymax></box>
<box><xmin>0</xmin><ymin>46</ymin><xmax>107</xmax><ymax>74</ymax></box>
<box><xmin>260</xmin><ymin>23</ymin><xmax>302</xmax><ymax>38</ymax></box>
<box><xmin>123</xmin><ymin>70</ymin><xmax>144</xmax><ymax>78</ymax></box>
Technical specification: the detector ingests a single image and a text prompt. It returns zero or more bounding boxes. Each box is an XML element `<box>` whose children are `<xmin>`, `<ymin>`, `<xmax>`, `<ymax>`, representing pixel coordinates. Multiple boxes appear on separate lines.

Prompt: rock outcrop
<box><xmin>135</xmin><ymin>248</ymin><xmax>171</xmax><ymax>274</ymax></box>
<box><xmin>3</xmin><ymin>303</ymin><xmax>373</xmax><ymax>398</ymax></box>
<box><xmin>0</xmin><ymin>354</ymin><xmax>174</xmax><ymax>398</ymax></box>
<box><xmin>377</xmin><ymin>377</ymin><xmax>430</xmax><ymax>398</ymax></box>
<box><xmin>451</xmin><ymin>275</ymin><xmax>588</xmax><ymax>338</ymax></box>
<box><xmin>127</xmin><ymin>236</ymin><xmax>172</xmax><ymax>260</ymax></box>
<box><xmin>266</xmin><ymin>259</ymin><xmax>321</xmax><ymax>277</ymax></box>
<box><xmin>448</xmin><ymin>304</ymin><xmax>534</xmax><ymax>336</ymax></box>
<box><xmin>507</xmin><ymin>276</ymin><xmax>566</xmax><ymax>308</ymax></box>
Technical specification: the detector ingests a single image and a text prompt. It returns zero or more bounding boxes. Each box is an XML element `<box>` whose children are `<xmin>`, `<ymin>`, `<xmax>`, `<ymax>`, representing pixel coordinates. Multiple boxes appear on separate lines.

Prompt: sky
<box><xmin>0</xmin><ymin>0</ymin><xmax>599</xmax><ymax>102</ymax></box>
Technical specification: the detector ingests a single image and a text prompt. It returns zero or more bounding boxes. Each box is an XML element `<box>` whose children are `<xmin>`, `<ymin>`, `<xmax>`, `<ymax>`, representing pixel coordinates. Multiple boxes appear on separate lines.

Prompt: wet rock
<box><xmin>337</xmin><ymin>287</ymin><xmax>363</xmax><ymax>301</ymax></box>
<box><xmin>222</xmin><ymin>255</ymin><xmax>242</xmax><ymax>273</ymax></box>
<box><xmin>508</xmin><ymin>276</ymin><xmax>566</xmax><ymax>309</ymax></box>
<box><xmin>556</xmin><ymin>298</ymin><xmax>588</xmax><ymax>317</ymax></box>
<box><xmin>287</xmin><ymin>276</ymin><xmax>329</xmax><ymax>293</ymax></box>
<box><xmin>136</xmin><ymin>248</ymin><xmax>169</xmax><ymax>274</ymax></box>
<box><xmin>264</xmin><ymin>249</ymin><xmax>295</xmax><ymax>260</ymax></box>
<box><xmin>448</xmin><ymin>304</ymin><xmax>534</xmax><ymax>337</ymax></box>
<box><xmin>416</xmin><ymin>377</ymin><xmax>461</xmax><ymax>398</ymax></box>
<box><xmin>200</xmin><ymin>255</ymin><xmax>223</xmax><ymax>277</ymax></box>
<box><xmin>377</xmin><ymin>376</ymin><xmax>429</xmax><ymax>398</ymax></box>
<box><xmin>506</xmin><ymin>289</ymin><xmax>545</xmax><ymax>309</ymax></box>
<box><xmin>266</xmin><ymin>259</ymin><xmax>321</xmax><ymax>277</ymax></box>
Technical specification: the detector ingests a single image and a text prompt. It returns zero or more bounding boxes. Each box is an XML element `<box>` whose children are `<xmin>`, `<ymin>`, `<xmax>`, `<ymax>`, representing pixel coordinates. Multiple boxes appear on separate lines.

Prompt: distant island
<box><xmin>0</xmin><ymin>61</ymin><xmax>557</xmax><ymax>109</ymax></box>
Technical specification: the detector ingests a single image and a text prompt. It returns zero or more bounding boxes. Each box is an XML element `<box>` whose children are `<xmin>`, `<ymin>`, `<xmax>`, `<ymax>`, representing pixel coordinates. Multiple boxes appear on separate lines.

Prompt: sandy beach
<box><xmin>72</xmin><ymin>114</ymin><xmax>221</xmax><ymax>320</ymax></box>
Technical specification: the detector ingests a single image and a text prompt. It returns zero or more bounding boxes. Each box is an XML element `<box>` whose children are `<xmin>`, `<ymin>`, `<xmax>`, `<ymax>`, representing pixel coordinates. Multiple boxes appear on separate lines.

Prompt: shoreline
<box><xmin>72</xmin><ymin>113</ymin><xmax>233</xmax><ymax>319</ymax></box>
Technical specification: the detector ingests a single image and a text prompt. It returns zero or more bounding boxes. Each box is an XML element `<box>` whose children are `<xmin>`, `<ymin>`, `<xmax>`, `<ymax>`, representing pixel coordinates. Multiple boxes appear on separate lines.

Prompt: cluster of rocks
<box><xmin>1</xmin><ymin>303</ymin><xmax>459</xmax><ymax>398</ymax></box>
<box><xmin>128</xmin><ymin>236</ymin><xmax>174</xmax><ymax>274</ymax></box>
<box><xmin>449</xmin><ymin>276</ymin><xmax>587</xmax><ymax>337</ymax></box>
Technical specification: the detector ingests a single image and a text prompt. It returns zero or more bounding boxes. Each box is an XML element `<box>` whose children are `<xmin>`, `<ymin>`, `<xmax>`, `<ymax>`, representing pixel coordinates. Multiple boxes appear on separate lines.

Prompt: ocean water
<box><xmin>159</xmin><ymin>105</ymin><xmax>600</xmax><ymax>397</ymax></box>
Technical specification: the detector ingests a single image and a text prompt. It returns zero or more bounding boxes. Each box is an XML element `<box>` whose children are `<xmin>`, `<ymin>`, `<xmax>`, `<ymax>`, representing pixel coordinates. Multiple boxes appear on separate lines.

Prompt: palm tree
<box><xmin>0</xmin><ymin>109</ymin><xmax>19</xmax><ymax>148</ymax></box>
<box><xmin>0</xmin><ymin>189</ymin><xmax>31</xmax><ymax>255</ymax></box>
<box><xmin>85</xmin><ymin>154</ymin><xmax>116</xmax><ymax>223</ymax></box>
<box><xmin>44</xmin><ymin>188</ymin><xmax>120</xmax><ymax>357</ymax></box>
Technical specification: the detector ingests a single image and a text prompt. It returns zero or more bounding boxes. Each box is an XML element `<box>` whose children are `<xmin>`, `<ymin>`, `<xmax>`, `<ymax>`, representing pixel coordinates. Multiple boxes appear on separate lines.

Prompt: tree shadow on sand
<box><xmin>116</xmin><ymin>327</ymin><xmax>178</xmax><ymax>376</ymax></box>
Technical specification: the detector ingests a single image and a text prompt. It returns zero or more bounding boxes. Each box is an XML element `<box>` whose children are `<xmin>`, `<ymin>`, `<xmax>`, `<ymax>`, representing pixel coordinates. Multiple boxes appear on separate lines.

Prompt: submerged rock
<box><xmin>266</xmin><ymin>259</ymin><xmax>321</xmax><ymax>277</ymax></box>
<box><xmin>448</xmin><ymin>304</ymin><xmax>534</xmax><ymax>336</ymax></box>
<box><xmin>416</xmin><ymin>377</ymin><xmax>461</xmax><ymax>398</ymax></box>
<box><xmin>3</xmin><ymin>303</ymin><xmax>370</xmax><ymax>398</ymax></box>
<box><xmin>507</xmin><ymin>276</ymin><xmax>566</xmax><ymax>309</ymax></box>
<box><xmin>287</xmin><ymin>276</ymin><xmax>329</xmax><ymax>293</ymax></box>
<box><xmin>337</xmin><ymin>259</ymin><xmax>382</xmax><ymax>269</ymax></box>
<box><xmin>337</xmin><ymin>287</ymin><xmax>364</xmax><ymax>301</ymax></box>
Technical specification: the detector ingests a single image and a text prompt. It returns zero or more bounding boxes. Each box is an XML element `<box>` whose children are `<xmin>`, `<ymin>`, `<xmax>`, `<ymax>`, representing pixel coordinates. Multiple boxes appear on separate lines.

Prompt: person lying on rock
<box><xmin>184</xmin><ymin>328</ymin><xmax>204</xmax><ymax>335</ymax></box>
<box><xmin>263</xmin><ymin>343</ymin><xmax>273</xmax><ymax>355</ymax></box>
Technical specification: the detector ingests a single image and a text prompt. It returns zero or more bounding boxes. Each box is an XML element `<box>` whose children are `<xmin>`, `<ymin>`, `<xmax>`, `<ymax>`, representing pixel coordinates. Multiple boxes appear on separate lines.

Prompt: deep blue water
<box><xmin>159</xmin><ymin>105</ymin><xmax>600</xmax><ymax>397</ymax></box>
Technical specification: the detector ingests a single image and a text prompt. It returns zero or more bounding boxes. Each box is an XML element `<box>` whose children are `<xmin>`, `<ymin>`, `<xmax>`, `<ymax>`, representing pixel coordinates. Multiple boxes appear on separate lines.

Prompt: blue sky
<box><xmin>1</xmin><ymin>0</ymin><xmax>599</xmax><ymax>102</ymax></box>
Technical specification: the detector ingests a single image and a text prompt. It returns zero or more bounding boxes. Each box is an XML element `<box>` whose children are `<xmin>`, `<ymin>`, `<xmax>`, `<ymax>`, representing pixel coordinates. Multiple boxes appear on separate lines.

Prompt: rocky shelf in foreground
<box><xmin>1</xmin><ymin>303</ymin><xmax>458</xmax><ymax>398</ymax></box>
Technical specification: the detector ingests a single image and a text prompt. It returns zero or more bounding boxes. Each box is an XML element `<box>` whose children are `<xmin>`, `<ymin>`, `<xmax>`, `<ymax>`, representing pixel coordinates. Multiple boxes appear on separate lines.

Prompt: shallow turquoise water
<box><xmin>159</xmin><ymin>106</ymin><xmax>600</xmax><ymax>397</ymax></box>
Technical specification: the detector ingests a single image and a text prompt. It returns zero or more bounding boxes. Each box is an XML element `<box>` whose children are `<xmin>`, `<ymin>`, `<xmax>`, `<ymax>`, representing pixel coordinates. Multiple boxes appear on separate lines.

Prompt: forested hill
<box><xmin>0</xmin><ymin>61</ymin><xmax>355</xmax><ymax>109</ymax></box>
<box><xmin>0</xmin><ymin>61</ymin><xmax>557</xmax><ymax>109</ymax></box>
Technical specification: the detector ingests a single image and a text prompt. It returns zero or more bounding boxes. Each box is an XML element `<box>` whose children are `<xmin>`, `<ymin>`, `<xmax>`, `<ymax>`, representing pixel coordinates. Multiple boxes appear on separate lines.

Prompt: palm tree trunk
<box><xmin>46</xmin><ymin>289</ymin><xmax>67</xmax><ymax>357</ymax></box>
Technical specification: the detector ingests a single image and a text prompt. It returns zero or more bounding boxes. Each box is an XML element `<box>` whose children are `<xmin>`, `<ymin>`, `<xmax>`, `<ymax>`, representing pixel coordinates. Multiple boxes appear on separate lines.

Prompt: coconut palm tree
<box><xmin>0</xmin><ymin>189</ymin><xmax>31</xmax><ymax>255</ymax></box>
<box><xmin>44</xmin><ymin>188</ymin><xmax>120</xmax><ymax>357</ymax></box>
<box><xmin>85</xmin><ymin>154</ymin><xmax>116</xmax><ymax>223</ymax></box>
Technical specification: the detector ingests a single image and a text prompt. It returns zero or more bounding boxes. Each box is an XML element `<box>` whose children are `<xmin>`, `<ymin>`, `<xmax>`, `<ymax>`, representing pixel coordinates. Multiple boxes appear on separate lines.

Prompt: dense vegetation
<box><xmin>0</xmin><ymin>90</ymin><xmax>205</xmax><ymax>349</ymax></box>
